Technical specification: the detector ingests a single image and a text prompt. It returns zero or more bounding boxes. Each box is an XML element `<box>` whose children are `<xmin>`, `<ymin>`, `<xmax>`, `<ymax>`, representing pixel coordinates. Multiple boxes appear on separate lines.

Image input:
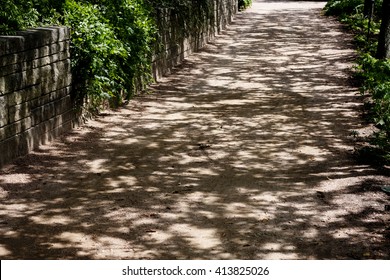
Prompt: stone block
<box><xmin>2</xmin><ymin>72</ymin><xmax>25</xmax><ymax>94</ymax></box>
<box><xmin>0</xmin><ymin>35</ymin><xmax>25</xmax><ymax>56</ymax></box>
<box><xmin>28</xmin><ymin>26</ymin><xmax>70</xmax><ymax>46</ymax></box>
<box><xmin>49</xmin><ymin>86</ymin><xmax>72</xmax><ymax>102</ymax></box>
<box><xmin>39</xmin><ymin>59</ymin><xmax>72</xmax><ymax>94</ymax></box>
<box><xmin>62</xmin><ymin>50</ymin><xmax>71</xmax><ymax>64</ymax></box>
<box><xmin>0</xmin><ymin>136</ymin><xmax>18</xmax><ymax>166</ymax></box>
<box><xmin>5</xmin><ymin>85</ymin><xmax>41</xmax><ymax>107</ymax></box>
<box><xmin>5</xmin><ymin>91</ymin><xmax>23</xmax><ymax>107</ymax></box>
<box><xmin>33</xmin><ymin>56</ymin><xmax>51</xmax><ymax>69</ymax></box>
<box><xmin>24</xmin><ymin>68</ymin><xmax>39</xmax><ymax>90</ymax></box>
<box><xmin>0</xmin><ymin>38</ymin><xmax>7</xmax><ymax>55</ymax></box>
<box><xmin>31</xmin><ymin>102</ymin><xmax>55</xmax><ymax>126</ymax></box>
<box><xmin>49</xmin><ymin>53</ymin><xmax>60</xmax><ymax>64</ymax></box>
<box><xmin>55</xmin><ymin>95</ymin><xmax>72</xmax><ymax>115</ymax></box>
<box><xmin>0</xmin><ymin>53</ymin><xmax>18</xmax><ymax>68</ymax></box>
<box><xmin>0</xmin><ymin>117</ymin><xmax>32</xmax><ymax>141</ymax></box>
<box><xmin>5</xmin><ymin>89</ymin><xmax>24</xmax><ymax>107</ymax></box>
<box><xmin>63</xmin><ymin>40</ymin><xmax>71</xmax><ymax>55</ymax></box>
<box><xmin>49</xmin><ymin>40</ymin><xmax>69</xmax><ymax>56</ymax></box>
<box><xmin>0</xmin><ymin>76</ymin><xmax>5</xmax><ymax>95</ymax></box>
<box><xmin>16</xmin><ymin>29</ymin><xmax>52</xmax><ymax>50</ymax></box>
<box><xmin>0</xmin><ymin>95</ymin><xmax>8</xmax><ymax>128</ymax></box>
<box><xmin>18</xmin><ymin>129</ymin><xmax>35</xmax><ymax>154</ymax></box>
<box><xmin>0</xmin><ymin>126</ymin><xmax>38</xmax><ymax>164</ymax></box>
<box><xmin>33</xmin><ymin>109</ymin><xmax>73</xmax><ymax>145</ymax></box>
<box><xmin>31</xmin><ymin>95</ymin><xmax>72</xmax><ymax>127</ymax></box>
<box><xmin>39</xmin><ymin>45</ymin><xmax>50</xmax><ymax>58</ymax></box>
<box><xmin>30</xmin><ymin>93</ymin><xmax>50</xmax><ymax>110</ymax></box>
<box><xmin>0</xmin><ymin>26</ymin><xmax>73</xmax><ymax>167</ymax></box>
<box><xmin>0</xmin><ymin>61</ymin><xmax>24</xmax><ymax>77</ymax></box>
<box><xmin>8</xmin><ymin>102</ymin><xmax>31</xmax><ymax>124</ymax></box>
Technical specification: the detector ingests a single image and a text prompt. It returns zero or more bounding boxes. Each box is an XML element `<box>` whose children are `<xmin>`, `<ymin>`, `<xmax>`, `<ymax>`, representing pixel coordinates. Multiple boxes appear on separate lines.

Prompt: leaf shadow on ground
<box><xmin>0</xmin><ymin>1</ymin><xmax>390</xmax><ymax>259</ymax></box>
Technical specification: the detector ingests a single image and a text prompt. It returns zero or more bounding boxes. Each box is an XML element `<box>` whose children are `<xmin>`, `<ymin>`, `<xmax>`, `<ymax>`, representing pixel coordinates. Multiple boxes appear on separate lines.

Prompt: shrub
<box><xmin>238</xmin><ymin>0</ymin><xmax>252</xmax><ymax>11</ymax></box>
<box><xmin>325</xmin><ymin>0</ymin><xmax>383</xmax><ymax>19</ymax></box>
<box><xmin>356</xmin><ymin>54</ymin><xmax>390</xmax><ymax>153</ymax></box>
<box><xmin>324</xmin><ymin>0</ymin><xmax>364</xmax><ymax>16</ymax></box>
<box><xmin>63</xmin><ymin>0</ymin><xmax>155</xmax><ymax>111</ymax></box>
<box><xmin>63</xmin><ymin>0</ymin><xmax>128</xmax><ymax>111</ymax></box>
<box><xmin>0</xmin><ymin>0</ymin><xmax>39</xmax><ymax>34</ymax></box>
<box><xmin>324</xmin><ymin>0</ymin><xmax>390</xmax><ymax>162</ymax></box>
<box><xmin>1</xmin><ymin>0</ymin><xmax>156</xmax><ymax>112</ymax></box>
<box><xmin>1</xmin><ymin>0</ymin><xmax>243</xmax><ymax>114</ymax></box>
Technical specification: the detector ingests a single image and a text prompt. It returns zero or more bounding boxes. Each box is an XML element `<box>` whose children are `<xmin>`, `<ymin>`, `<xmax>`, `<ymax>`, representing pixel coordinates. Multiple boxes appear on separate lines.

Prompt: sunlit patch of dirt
<box><xmin>1</xmin><ymin>1</ymin><xmax>389</xmax><ymax>259</ymax></box>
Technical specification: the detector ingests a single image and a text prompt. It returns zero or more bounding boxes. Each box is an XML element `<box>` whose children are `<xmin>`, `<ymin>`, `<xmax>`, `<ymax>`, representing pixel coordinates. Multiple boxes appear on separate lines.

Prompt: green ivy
<box><xmin>0</xmin><ymin>1</ymin><xmax>246</xmax><ymax>114</ymax></box>
<box><xmin>238</xmin><ymin>0</ymin><xmax>252</xmax><ymax>11</ymax></box>
<box><xmin>0</xmin><ymin>0</ymin><xmax>156</xmax><ymax>112</ymax></box>
<box><xmin>356</xmin><ymin>54</ymin><xmax>390</xmax><ymax>141</ymax></box>
<box><xmin>324</xmin><ymin>0</ymin><xmax>390</xmax><ymax>162</ymax></box>
<box><xmin>324</xmin><ymin>0</ymin><xmax>383</xmax><ymax>18</ymax></box>
<box><xmin>0</xmin><ymin>0</ymin><xmax>39</xmax><ymax>34</ymax></box>
<box><xmin>63</xmin><ymin>0</ymin><xmax>128</xmax><ymax>111</ymax></box>
<box><xmin>149</xmin><ymin>0</ymin><xmax>213</xmax><ymax>38</ymax></box>
<box><xmin>63</xmin><ymin>0</ymin><xmax>156</xmax><ymax>111</ymax></box>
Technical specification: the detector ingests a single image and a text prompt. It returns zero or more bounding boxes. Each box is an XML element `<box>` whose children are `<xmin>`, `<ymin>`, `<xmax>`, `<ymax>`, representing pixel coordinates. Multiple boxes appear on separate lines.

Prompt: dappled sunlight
<box><xmin>170</xmin><ymin>224</ymin><xmax>222</xmax><ymax>250</ymax></box>
<box><xmin>0</xmin><ymin>245</ymin><xmax>12</xmax><ymax>257</ymax></box>
<box><xmin>0</xmin><ymin>0</ymin><xmax>389</xmax><ymax>259</ymax></box>
<box><xmin>30</xmin><ymin>214</ymin><xmax>73</xmax><ymax>225</ymax></box>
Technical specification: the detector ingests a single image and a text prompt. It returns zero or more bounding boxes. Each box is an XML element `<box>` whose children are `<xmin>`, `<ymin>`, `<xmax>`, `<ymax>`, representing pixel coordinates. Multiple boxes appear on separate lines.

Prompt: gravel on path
<box><xmin>1</xmin><ymin>1</ymin><xmax>389</xmax><ymax>259</ymax></box>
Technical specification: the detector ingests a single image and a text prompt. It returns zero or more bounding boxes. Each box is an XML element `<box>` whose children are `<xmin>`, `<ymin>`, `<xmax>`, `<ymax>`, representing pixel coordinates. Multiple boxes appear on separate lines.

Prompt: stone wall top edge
<box><xmin>0</xmin><ymin>26</ymin><xmax>70</xmax><ymax>57</ymax></box>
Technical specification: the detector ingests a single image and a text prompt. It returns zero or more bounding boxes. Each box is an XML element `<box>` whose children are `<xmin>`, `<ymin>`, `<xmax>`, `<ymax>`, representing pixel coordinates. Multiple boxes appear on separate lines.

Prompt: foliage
<box><xmin>0</xmin><ymin>0</ymin><xmax>156</xmax><ymax>111</ymax></box>
<box><xmin>0</xmin><ymin>0</ymin><xmax>66</xmax><ymax>34</ymax></box>
<box><xmin>0</xmin><ymin>0</ymin><xmax>39</xmax><ymax>34</ymax></box>
<box><xmin>325</xmin><ymin>0</ymin><xmax>383</xmax><ymax>17</ymax></box>
<box><xmin>325</xmin><ymin>0</ymin><xmax>390</xmax><ymax>162</ymax></box>
<box><xmin>238</xmin><ymin>0</ymin><xmax>252</xmax><ymax>11</ymax></box>
<box><xmin>325</xmin><ymin>0</ymin><xmax>364</xmax><ymax>16</ymax></box>
<box><xmin>63</xmin><ymin>0</ymin><xmax>127</xmax><ymax>110</ymax></box>
<box><xmin>339</xmin><ymin>9</ymin><xmax>381</xmax><ymax>53</ymax></box>
<box><xmin>356</xmin><ymin>54</ymin><xmax>390</xmax><ymax>158</ymax></box>
<box><xmin>63</xmin><ymin>0</ymin><xmax>155</xmax><ymax>111</ymax></box>
<box><xmin>148</xmin><ymin>0</ymin><xmax>213</xmax><ymax>38</ymax></box>
<box><xmin>1</xmin><ymin>0</ymin><xmax>248</xmax><ymax>113</ymax></box>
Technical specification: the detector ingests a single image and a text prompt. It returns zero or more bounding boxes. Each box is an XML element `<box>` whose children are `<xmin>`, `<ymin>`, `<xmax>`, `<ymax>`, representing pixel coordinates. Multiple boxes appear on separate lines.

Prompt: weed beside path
<box><xmin>1</xmin><ymin>1</ymin><xmax>389</xmax><ymax>259</ymax></box>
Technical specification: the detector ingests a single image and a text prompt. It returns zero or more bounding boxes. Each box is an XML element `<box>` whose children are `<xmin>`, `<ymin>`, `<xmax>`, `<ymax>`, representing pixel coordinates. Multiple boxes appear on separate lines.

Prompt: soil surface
<box><xmin>1</xmin><ymin>1</ymin><xmax>390</xmax><ymax>259</ymax></box>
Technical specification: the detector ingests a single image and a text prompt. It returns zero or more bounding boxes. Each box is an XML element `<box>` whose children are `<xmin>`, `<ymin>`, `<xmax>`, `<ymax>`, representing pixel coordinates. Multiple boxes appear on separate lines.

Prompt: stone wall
<box><xmin>0</xmin><ymin>2</ymin><xmax>238</xmax><ymax>167</ymax></box>
<box><xmin>0</xmin><ymin>26</ymin><xmax>73</xmax><ymax>167</ymax></box>
<box><xmin>152</xmin><ymin>0</ymin><xmax>238</xmax><ymax>79</ymax></box>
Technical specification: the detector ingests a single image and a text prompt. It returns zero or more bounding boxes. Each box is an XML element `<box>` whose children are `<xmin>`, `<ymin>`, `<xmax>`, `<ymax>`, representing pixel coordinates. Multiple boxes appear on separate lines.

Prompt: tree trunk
<box><xmin>376</xmin><ymin>0</ymin><xmax>390</xmax><ymax>59</ymax></box>
<box><xmin>363</xmin><ymin>0</ymin><xmax>372</xmax><ymax>17</ymax></box>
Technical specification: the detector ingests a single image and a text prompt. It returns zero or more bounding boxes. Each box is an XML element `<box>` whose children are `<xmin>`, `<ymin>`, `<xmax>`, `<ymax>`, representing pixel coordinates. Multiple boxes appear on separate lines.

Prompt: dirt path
<box><xmin>1</xmin><ymin>1</ymin><xmax>390</xmax><ymax>259</ymax></box>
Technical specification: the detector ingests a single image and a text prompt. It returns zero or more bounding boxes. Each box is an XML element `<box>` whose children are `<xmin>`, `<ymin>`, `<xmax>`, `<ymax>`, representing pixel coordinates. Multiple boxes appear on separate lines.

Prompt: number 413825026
<box><xmin>215</xmin><ymin>267</ymin><xmax>270</xmax><ymax>276</ymax></box>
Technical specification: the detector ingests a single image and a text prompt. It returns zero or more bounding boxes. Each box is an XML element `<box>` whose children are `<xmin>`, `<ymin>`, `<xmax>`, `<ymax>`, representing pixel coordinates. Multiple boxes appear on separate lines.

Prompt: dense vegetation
<box><xmin>1</xmin><ymin>0</ymin><xmax>155</xmax><ymax>112</ymax></box>
<box><xmin>325</xmin><ymin>0</ymin><xmax>390</xmax><ymax>163</ymax></box>
<box><xmin>1</xmin><ymin>0</ymin><xmax>249</xmax><ymax>113</ymax></box>
<box><xmin>238</xmin><ymin>0</ymin><xmax>252</xmax><ymax>10</ymax></box>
